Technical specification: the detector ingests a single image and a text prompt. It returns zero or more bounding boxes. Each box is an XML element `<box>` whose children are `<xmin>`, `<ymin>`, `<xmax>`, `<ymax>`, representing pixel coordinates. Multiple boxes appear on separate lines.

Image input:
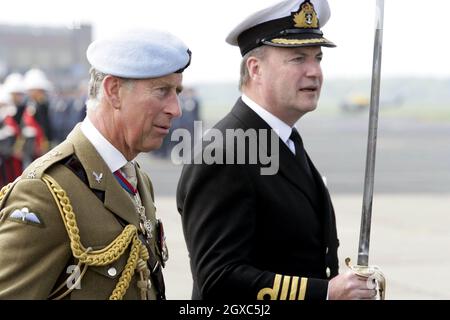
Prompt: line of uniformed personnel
<box><xmin>0</xmin><ymin>69</ymin><xmax>87</xmax><ymax>187</ymax></box>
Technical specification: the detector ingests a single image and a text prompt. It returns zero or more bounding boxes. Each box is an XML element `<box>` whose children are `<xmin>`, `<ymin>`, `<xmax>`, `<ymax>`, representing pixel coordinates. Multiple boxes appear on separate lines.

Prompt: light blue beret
<box><xmin>86</xmin><ymin>29</ymin><xmax>191</xmax><ymax>79</ymax></box>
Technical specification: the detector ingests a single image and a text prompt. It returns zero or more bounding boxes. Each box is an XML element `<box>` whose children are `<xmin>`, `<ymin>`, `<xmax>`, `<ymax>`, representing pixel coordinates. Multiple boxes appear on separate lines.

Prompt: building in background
<box><xmin>0</xmin><ymin>23</ymin><xmax>92</xmax><ymax>90</ymax></box>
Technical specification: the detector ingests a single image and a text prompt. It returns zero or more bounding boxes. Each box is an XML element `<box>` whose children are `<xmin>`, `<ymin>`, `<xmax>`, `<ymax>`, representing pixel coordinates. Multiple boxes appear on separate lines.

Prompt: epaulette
<box><xmin>22</xmin><ymin>141</ymin><xmax>75</xmax><ymax>180</ymax></box>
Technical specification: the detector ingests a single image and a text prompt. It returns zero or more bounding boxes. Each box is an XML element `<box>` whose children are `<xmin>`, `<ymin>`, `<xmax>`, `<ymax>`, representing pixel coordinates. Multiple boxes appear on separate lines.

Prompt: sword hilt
<box><xmin>345</xmin><ymin>257</ymin><xmax>386</xmax><ymax>300</ymax></box>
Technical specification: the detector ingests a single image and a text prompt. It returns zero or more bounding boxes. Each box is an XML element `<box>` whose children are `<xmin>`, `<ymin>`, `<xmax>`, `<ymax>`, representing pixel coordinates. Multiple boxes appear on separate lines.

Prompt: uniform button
<box><xmin>108</xmin><ymin>267</ymin><xmax>117</xmax><ymax>277</ymax></box>
<box><xmin>326</xmin><ymin>267</ymin><xmax>331</xmax><ymax>278</ymax></box>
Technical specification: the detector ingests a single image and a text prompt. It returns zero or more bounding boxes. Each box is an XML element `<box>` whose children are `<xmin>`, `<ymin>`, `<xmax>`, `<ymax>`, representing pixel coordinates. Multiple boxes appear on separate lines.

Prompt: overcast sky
<box><xmin>2</xmin><ymin>0</ymin><xmax>450</xmax><ymax>84</ymax></box>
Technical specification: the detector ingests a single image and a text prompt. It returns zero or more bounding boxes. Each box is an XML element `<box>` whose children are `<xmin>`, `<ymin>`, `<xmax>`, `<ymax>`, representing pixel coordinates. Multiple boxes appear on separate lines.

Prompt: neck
<box><xmin>242</xmin><ymin>88</ymin><xmax>300</xmax><ymax>127</ymax></box>
<box><xmin>88</xmin><ymin>108</ymin><xmax>136</xmax><ymax>161</ymax></box>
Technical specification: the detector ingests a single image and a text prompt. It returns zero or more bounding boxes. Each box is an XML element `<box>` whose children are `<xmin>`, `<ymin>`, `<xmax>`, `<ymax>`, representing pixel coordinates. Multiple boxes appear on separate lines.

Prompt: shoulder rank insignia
<box><xmin>9</xmin><ymin>207</ymin><xmax>42</xmax><ymax>226</ymax></box>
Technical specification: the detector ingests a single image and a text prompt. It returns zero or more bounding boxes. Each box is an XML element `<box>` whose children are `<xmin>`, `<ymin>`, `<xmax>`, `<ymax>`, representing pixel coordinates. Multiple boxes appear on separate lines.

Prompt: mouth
<box><xmin>154</xmin><ymin>124</ymin><xmax>170</xmax><ymax>134</ymax></box>
<box><xmin>299</xmin><ymin>86</ymin><xmax>318</xmax><ymax>93</ymax></box>
<box><xmin>155</xmin><ymin>124</ymin><xmax>170</xmax><ymax>130</ymax></box>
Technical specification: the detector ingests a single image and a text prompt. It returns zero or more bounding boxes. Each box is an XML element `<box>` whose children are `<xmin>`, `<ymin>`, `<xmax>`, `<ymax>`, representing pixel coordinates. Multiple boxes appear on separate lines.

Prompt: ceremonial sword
<box><xmin>345</xmin><ymin>0</ymin><xmax>386</xmax><ymax>300</ymax></box>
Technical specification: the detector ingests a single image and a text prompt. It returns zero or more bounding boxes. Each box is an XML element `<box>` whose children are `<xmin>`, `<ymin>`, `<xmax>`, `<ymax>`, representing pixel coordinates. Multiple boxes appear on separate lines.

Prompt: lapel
<box><xmin>230</xmin><ymin>99</ymin><xmax>319</xmax><ymax>210</ymax></box>
<box><xmin>307</xmin><ymin>152</ymin><xmax>334</xmax><ymax>243</ymax></box>
<box><xmin>135</xmin><ymin>164</ymin><xmax>156</xmax><ymax>221</ymax></box>
<box><xmin>66</xmin><ymin>125</ymin><xmax>139</xmax><ymax>226</ymax></box>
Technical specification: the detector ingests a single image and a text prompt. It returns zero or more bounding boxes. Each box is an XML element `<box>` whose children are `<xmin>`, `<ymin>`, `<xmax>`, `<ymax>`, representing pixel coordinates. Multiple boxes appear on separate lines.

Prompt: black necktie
<box><xmin>289</xmin><ymin>128</ymin><xmax>314</xmax><ymax>180</ymax></box>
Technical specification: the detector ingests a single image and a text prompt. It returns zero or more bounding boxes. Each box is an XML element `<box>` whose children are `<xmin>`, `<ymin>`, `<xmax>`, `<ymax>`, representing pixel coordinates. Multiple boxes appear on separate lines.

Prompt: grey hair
<box><xmin>239</xmin><ymin>46</ymin><xmax>268</xmax><ymax>91</ymax></box>
<box><xmin>86</xmin><ymin>68</ymin><xmax>135</xmax><ymax>111</ymax></box>
<box><xmin>86</xmin><ymin>68</ymin><xmax>107</xmax><ymax>111</ymax></box>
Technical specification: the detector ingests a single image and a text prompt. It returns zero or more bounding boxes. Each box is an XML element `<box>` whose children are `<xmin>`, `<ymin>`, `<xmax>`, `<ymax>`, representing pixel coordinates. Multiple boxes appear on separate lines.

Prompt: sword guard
<box><xmin>345</xmin><ymin>257</ymin><xmax>386</xmax><ymax>300</ymax></box>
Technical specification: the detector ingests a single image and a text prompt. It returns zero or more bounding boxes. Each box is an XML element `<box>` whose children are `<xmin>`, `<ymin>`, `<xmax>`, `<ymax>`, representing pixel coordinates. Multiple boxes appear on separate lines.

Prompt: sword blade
<box><xmin>358</xmin><ymin>0</ymin><xmax>385</xmax><ymax>266</ymax></box>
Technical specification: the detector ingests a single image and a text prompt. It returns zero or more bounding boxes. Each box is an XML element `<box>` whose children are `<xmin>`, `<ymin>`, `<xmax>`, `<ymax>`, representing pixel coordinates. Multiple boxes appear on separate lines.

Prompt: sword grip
<box><xmin>345</xmin><ymin>257</ymin><xmax>386</xmax><ymax>300</ymax></box>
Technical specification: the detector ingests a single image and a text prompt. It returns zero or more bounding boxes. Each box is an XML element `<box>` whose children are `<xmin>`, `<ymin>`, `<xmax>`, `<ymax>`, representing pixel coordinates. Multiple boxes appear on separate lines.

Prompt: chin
<box><xmin>153</xmin><ymin>141</ymin><xmax>164</xmax><ymax>151</ymax></box>
<box><xmin>297</xmin><ymin>104</ymin><xmax>317</xmax><ymax>113</ymax></box>
<box><xmin>142</xmin><ymin>139</ymin><xmax>163</xmax><ymax>153</ymax></box>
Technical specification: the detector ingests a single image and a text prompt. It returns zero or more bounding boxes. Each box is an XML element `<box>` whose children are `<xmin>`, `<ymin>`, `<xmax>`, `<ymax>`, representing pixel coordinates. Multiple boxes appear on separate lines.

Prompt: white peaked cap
<box><xmin>3</xmin><ymin>73</ymin><xmax>26</xmax><ymax>94</ymax></box>
<box><xmin>226</xmin><ymin>0</ymin><xmax>335</xmax><ymax>56</ymax></box>
<box><xmin>24</xmin><ymin>68</ymin><xmax>53</xmax><ymax>91</ymax></box>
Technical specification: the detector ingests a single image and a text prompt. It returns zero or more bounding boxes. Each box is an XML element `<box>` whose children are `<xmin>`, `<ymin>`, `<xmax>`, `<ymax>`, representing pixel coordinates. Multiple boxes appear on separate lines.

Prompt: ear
<box><xmin>102</xmin><ymin>75</ymin><xmax>122</xmax><ymax>109</ymax></box>
<box><xmin>246</xmin><ymin>56</ymin><xmax>262</xmax><ymax>83</ymax></box>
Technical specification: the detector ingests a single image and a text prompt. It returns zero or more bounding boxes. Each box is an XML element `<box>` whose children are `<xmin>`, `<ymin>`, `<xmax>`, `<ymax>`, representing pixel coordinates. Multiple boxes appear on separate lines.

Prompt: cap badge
<box><xmin>292</xmin><ymin>1</ymin><xmax>319</xmax><ymax>29</ymax></box>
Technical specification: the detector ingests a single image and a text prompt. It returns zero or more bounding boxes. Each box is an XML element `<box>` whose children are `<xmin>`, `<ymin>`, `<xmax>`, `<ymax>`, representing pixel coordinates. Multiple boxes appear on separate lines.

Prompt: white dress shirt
<box><xmin>242</xmin><ymin>94</ymin><xmax>297</xmax><ymax>155</ymax></box>
<box><xmin>80</xmin><ymin>117</ymin><xmax>130</xmax><ymax>173</ymax></box>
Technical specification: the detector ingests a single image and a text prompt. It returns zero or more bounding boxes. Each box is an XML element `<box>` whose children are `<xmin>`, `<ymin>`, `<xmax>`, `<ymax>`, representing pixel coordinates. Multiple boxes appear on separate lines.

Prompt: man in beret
<box><xmin>177</xmin><ymin>0</ymin><xmax>379</xmax><ymax>300</ymax></box>
<box><xmin>0</xmin><ymin>29</ymin><xmax>191</xmax><ymax>299</ymax></box>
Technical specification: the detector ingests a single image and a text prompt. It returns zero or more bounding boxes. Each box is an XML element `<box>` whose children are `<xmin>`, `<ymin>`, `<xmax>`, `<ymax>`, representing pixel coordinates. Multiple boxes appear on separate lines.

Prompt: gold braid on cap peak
<box><xmin>42</xmin><ymin>174</ymin><xmax>150</xmax><ymax>300</ymax></box>
<box><xmin>270</xmin><ymin>38</ymin><xmax>328</xmax><ymax>45</ymax></box>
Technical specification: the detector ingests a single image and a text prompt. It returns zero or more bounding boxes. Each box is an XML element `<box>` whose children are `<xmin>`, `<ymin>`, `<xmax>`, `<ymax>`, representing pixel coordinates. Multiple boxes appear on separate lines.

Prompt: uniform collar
<box><xmin>69</xmin><ymin>124</ymin><xmax>140</xmax><ymax>226</ymax></box>
<box><xmin>241</xmin><ymin>94</ymin><xmax>294</xmax><ymax>147</ymax></box>
<box><xmin>80</xmin><ymin>116</ymin><xmax>130</xmax><ymax>173</ymax></box>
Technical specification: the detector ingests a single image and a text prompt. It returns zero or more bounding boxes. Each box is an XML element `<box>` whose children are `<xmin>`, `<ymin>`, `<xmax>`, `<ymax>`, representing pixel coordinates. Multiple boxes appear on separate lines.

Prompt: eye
<box><xmin>290</xmin><ymin>56</ymin><xmax>305</xmax><ymax>63</ymax></box>
<box><xmin>155</xmin><ymin>87</ymin><xmax>170</xmax><ymax>96</ymax></box>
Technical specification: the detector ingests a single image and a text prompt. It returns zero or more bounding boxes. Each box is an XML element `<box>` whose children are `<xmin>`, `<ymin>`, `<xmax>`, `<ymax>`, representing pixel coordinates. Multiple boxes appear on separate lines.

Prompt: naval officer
<box><xmin>177</xmin><ymin>0</ymin><xmax>378</xmax><ymax>300</ymax></box>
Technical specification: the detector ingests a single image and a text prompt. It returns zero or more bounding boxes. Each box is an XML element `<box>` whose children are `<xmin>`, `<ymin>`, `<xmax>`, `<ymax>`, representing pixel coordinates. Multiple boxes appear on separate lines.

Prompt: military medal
<box><xmin>135</xmin><ymin>200</ymin><xmax>153</xmax><ymax>239</ymax></box>
<box><xmin>157</xmin><ymin>219</ymin><xmax>169</xmax><ymax>265</ymax></box>
<box><xmin>114</xmin><ymin>169</ymin><xmax>153</xmax><ymax>239</ymax></box>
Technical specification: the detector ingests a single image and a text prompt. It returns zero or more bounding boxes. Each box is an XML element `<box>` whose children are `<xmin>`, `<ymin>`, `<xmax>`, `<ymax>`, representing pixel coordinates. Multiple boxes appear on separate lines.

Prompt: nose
<box><xmin>306</xmin><ymin>61</ymin><xmax>322</xmax><ymax>78</ymax></box>
<box><xmin>165</xmin><ymin>94</ymin><xmax>182</xmax><ymax>118</ymax></box>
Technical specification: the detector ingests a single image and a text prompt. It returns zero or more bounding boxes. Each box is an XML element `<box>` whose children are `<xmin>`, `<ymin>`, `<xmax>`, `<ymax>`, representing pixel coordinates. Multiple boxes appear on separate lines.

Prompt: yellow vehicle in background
<box><xmin>340</xmin><ymin>94</ymin><xmax>370</xmax><ymax>113</ymax></box>
<box><xmin>340</xmin><ymin>93</ymin><xmax>404</xmax><ymax>113</ymax></box>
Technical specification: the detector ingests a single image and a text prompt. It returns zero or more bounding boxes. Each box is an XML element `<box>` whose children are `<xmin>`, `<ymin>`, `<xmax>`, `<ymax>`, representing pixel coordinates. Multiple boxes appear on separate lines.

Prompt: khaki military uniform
<box><xmin>0</xmin><ymin>125</ymin><xmax>166</xmax><ymax>299</ymax></box>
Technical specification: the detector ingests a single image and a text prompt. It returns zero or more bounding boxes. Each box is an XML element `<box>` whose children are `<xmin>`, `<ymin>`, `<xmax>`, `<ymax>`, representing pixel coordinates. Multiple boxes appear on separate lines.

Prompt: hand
<box><xmin>328</xmin><ymin>270</ymin><xmax>377</xmax><ymax>300</ymax></box>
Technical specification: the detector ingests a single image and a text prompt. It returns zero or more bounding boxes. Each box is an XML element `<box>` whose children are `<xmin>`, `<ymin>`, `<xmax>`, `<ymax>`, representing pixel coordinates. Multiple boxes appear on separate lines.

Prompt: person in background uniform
<box><xmin>0</xmin><ymin>29</ymin><xmax>191</xmax><ymax>299</ymax></box>
<box><xmin>177</xmin><ymin>0</ymin><xmax>380</xmax><ymax>300</ymax></box>
<box><xmin>21</xmin><ymin>69</ymin><xmax>54</xmax><ymax>167</ymax></box>
<box><xmin>153</xmin><ymin>87</ymin><xmax>201</xmax><ymax>159</ymax></box>
<box><xmin>178</xmin><ymin>87</ymin><xmax>201</xmax><ymax>142</ymax></box>
<box><xmin>71</xmin><ymin>80</ymin><xmax>89</xmax><ymax>127</ymax></box>
<box><xmin>0</xmin><ymin>86</ymin><xmax>22</xmax><ymax>186</ymax></box>
<box><xmin>2</xmin><ymin>73</ymin><xmax>28</xmax><ymax>125</ymax></box>
<box><xmin>2</xmin><ymin>73</ymin><xmax>28</xmax><ymax>173</ymax></box>
<box><xmin>49</xmin><ymin>83</ymin><xmax>87</xmax><ymax>145</ymax></box>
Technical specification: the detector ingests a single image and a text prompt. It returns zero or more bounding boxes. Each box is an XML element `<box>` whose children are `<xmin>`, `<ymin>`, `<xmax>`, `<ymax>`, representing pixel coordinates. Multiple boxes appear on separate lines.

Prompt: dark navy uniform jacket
<box><xmin>177</xmin><ymin>98</ymin><xmax>339</xmax><ymax>300</ymax></box>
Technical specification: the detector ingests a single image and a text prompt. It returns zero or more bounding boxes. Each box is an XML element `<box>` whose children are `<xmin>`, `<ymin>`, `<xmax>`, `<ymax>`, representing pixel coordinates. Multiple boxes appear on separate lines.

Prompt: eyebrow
<box><xmin>289</xmin><ymin>48</ymin><xmax>322</xmax><ymax>56</ymax></box>
<box><xmin>154</xmin><ymin>80</ymin><xmax>183</xmax><ymax>93</ymax></box>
